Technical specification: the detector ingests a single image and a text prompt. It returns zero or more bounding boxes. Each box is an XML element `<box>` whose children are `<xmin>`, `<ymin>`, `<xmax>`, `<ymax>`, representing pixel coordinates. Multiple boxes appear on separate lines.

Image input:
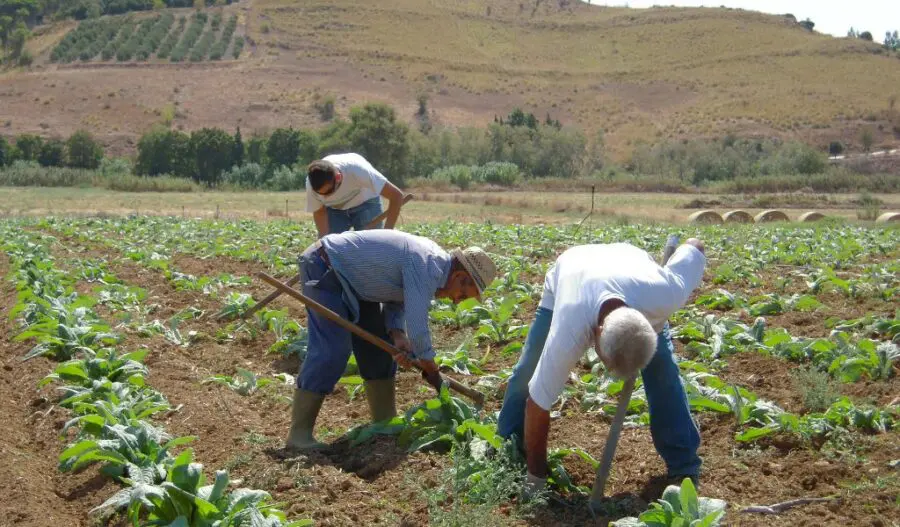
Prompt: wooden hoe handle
<box><xmin>257</xmin><ymin>272</ymin><xmax>485</xmax><ymax>407</ymax></box>
<box><xmin>362</xmin><ymin>193</ymin><xmax>414</xmax><ymax>230</ymax></box>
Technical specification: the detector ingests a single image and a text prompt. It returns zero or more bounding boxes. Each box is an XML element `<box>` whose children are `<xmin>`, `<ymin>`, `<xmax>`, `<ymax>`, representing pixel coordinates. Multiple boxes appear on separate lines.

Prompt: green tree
<box><xmin>37</xmin><ymin>138</ymin><xmax>64</xmax><ymax>167</ymax></box>
<box><xmin>799</xmin><ymin>18</ymin><xmax>815</xmax><ymax>31</ymax></box>
<box><xmin>885</xmin><ymin>30</ymin><xmax>900</xmax><ymax>51</ymax></box>
<box><xmin>0</xmin><ymin>135</ymin><xmax>13</xmax><ymax>166</ymax></box>
<box><xmin>346</xmin><ymin>103</ymin><xmax>410</xmax><ymax>185</ymax></box>
<box><xmin>136</xmin><ymin>127</ymin><xmax>194</xmax><ymax>178</ymax></box>
<box><xmin>190</xmin><ymin>127</ymin><xmax>233</xmax><ymax>185</ymax></box>
<box><xmin>246</xmin><ymin>135</ymin><xmax>266</xmax><ymax>165</ymax></box>
<box><xmin>65</xmin><ymin>130</ymin><xmax>103</xmax><ymax>169</ymax></box>
<box><xmin>8</xmin><ymin>23</ymin><xmax>28</xmax><ymax>58</ymax></box>
<box><xmin>232</xmin><ymin>126</ymin><xmax>244</xmax><ymax>167</ymax></box>
<box><xmin>297</xmin><ymin>129</ymin><xmax>319</xmax><ymax>165</ymax></box>
<box><xmin>15</xmin><ymin>133</ymin><xmax>42</xmax><ymax>161</ymax></box>
<box><xmin>859</xmin><ymin>31</ymin><xmax>873</xmax><ymax>41</ymax></box>
<box><xmin>266</xmin><ymin>127</ymin><xmax>301</xmax><ymax>167</ymax></box>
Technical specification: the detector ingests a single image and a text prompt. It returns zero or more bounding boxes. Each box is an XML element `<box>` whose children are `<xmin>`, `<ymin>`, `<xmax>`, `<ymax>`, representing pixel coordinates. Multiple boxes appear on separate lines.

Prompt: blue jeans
<box><xmin>296</xmin><ymin>246</ymin><xmax>396</xmax><ymax>395</ymax></box>
<box><xmin>326</xmin><ymin>197</ymin><xmax>384</xmax><ymax>233</ymax></box>
<box><xmin>496</xmin><ymin>307</ymin><xmax>702</xmax><ymax>477</ymax></box>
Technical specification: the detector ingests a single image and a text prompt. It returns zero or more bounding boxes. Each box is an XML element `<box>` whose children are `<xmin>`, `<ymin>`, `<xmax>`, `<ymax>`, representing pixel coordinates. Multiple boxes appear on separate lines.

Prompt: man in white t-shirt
<box><xmin>495</xmin><ymin>239</ymin><xmax>707</xmax><ymax>496</ymax></box>
<box><xmin>305</xmin><ymin>153</ymin><xmax>407</xmax><ymax>238</ymax></box>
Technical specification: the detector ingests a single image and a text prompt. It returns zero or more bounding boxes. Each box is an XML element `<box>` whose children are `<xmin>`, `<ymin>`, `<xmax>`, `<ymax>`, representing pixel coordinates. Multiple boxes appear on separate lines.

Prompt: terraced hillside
<box><xmin>2</xmin><ymin>0</ymin><xmax>899</xmax><ymax>159</ymax></box>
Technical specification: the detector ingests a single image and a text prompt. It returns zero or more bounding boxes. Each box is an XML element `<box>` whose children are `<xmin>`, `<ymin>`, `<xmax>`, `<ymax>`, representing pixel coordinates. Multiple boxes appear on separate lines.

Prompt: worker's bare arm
<box><xmin>313</xmin><ymin>207</ymin><xmax>329</xmax><ymax>238</ymax></box>
<box><xmin>524</xmin><ymin>397</ymin><xmax>551</xmax><ymax>478</ymax></box>
<box><xmin>380</xmin><ymin>181</ymin><xmax>404</xmax><ymax>230</ymax></box>
<box><xmin>684</xmin><ymin>237</ymin><xmax>705</xmax><ymax>254</ymax></box>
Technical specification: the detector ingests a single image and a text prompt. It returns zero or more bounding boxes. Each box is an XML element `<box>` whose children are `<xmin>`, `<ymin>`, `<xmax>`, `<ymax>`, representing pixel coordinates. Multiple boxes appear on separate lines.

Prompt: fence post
<box><xmin>215</xmin><ymin>204</ymin><xmax>220</xmax><ymax>219</ymax></box>
<box><xmin>285</xmin><ymin>199</ymin><xmax>288</xmax><ymax>218</ymax></box>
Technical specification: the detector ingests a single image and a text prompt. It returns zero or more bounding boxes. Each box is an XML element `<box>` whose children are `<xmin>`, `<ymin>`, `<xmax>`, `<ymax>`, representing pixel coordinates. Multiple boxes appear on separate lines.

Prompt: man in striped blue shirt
<box><xmin>287</xmin><ymin>229</ymin><xmax>498</xmax><ymax>451</ymax></box>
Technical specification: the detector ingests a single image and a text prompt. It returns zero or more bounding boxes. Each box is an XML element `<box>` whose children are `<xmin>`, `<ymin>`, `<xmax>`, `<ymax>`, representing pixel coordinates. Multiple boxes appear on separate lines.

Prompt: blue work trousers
<box><xmin>296</xmin><ymin>245</ymin><xmax>396</xmax><ymax>395</ymax></box>
<box><xmin>326</xmin><ymin>197</ymin><xmax>384</xmax><ymax>233</ymax></box>
<box><xmin>496</xmin><ymin>306</ymin><xmax>702</xmax><ymax>478</ymax></box>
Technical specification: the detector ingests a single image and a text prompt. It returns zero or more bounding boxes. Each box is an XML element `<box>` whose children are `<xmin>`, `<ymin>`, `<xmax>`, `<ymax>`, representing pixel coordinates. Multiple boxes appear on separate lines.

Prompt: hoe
<box><xmin>256</xmin><ymin>270</ymin><xmax>486</xmax><ymax>407</ymax></box>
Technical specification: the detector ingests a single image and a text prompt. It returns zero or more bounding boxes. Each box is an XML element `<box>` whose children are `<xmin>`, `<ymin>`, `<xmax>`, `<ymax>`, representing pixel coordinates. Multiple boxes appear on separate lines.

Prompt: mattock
<box><xmin>588</xmin><ymin>234</ymin><xmax>680</xmax><ymax>515</ymax></box>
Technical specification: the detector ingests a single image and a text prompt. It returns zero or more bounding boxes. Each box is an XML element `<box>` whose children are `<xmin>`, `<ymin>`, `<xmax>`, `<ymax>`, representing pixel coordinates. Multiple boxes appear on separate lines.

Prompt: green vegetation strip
<box><xmin>0</xmin><ymin>225</ymin><xmax>310</xmax><ymax>526</ymax></box>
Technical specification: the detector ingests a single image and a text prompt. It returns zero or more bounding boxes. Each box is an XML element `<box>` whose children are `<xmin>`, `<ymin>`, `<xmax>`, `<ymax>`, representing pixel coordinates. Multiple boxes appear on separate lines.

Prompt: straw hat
<box><xmin>451</xmin><ymin>247</ymin><xmax>497</xmax><ymax>293</ymax></box>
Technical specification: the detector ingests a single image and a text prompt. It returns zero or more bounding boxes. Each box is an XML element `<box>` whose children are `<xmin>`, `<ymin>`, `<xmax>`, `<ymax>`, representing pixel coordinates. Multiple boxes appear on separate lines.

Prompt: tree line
<box><xmin>0</xmin><ymin>130</ymin><xmax>104</xmax><ymax>169</ymax></box>
<box><xmin>130</xmin><ymin>103</ymin><xmax>591</xmax><ymax>188</ymax></box>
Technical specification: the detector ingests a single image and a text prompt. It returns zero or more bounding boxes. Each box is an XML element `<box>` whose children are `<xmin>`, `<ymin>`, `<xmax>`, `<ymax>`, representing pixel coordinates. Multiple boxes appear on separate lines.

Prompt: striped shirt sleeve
<box><xmin>401</xmin><ymin>261</ymin><xmax>436</xmax><ymax>360</ymax></box>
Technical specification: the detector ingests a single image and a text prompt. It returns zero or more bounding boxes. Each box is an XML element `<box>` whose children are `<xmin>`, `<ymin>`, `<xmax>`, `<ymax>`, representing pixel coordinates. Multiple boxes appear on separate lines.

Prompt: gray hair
<box><xmin>597</xmin><ymin>307</ymin><xmax>657</xmax><ymax>379</ymax></box>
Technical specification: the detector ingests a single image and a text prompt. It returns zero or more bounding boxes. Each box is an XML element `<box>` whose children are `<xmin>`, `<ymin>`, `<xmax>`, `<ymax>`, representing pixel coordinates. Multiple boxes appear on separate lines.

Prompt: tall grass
<box><xmin>0</xmin><ymin>161</ymin><xmax>200</xmax><ymax>192</ymax></box>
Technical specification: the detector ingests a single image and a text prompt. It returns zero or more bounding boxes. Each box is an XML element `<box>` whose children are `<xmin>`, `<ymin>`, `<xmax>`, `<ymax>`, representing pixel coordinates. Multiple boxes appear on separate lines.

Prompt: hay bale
<box><xmin>688</xmin><ymin>210</ymin><xmax>724</xmax><ymax>224</ymax></box>
<box><xmin>723</xmin><ymin>210</ymin><xmax>753</xmax><ymax>223</ymax></box>
<box><xmin>798</xmin><ymin>211</ymin><xmax>826</xmax><ymax>222</ymax></box>
<box><xmin>754</xmin><ymin>209</ymin><xmax>790</xmax><ymax>223</ymax></box>
<box><xmin>875</xmin><ymin>212</ymin><xmax>900</xmax><ymax>223</ymax></box>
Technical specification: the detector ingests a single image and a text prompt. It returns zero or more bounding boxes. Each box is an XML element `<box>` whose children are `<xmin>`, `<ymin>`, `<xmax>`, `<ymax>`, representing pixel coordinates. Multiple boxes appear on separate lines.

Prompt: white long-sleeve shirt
<box><xmin>528</xmin><ymin>243</ymin><xmax>706</xmax><ymax>410</ymax></box>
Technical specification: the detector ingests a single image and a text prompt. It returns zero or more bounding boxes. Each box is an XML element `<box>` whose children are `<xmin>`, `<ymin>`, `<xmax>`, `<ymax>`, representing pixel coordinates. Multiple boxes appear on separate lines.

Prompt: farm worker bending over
<box><xmin>286</xmin><ymin>229</ymin><xmax>498</xmax><ymax>451</ymax></box>
<box><xmin>495</xmin><ymin>239</ymin><xmax>707</xmax><ymax>496</ymax></box>
<box><xmin>306</xmin><ymin>153</ymin><xmax>406</xmax><ymax>237</ymax></box>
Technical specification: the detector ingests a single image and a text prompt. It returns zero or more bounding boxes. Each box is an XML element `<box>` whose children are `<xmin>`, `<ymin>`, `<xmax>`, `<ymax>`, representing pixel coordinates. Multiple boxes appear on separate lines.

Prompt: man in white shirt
<box><xmin>305</xmin><ymin>153</ymin><xmax>407</xmax><ymax>237</ymax></box>
<box><xmin>495</xmin><ymin>239</ymin><xmax>707</xmax><ymax>495</ymax></box>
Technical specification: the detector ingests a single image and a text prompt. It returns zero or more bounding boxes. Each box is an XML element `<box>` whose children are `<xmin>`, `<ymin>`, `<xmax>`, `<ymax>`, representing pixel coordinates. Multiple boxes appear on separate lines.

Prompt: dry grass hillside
<box><xmin>2</xmin><ymin>0</ymin><xmax>900</xmax><ymax>160</ymax></box>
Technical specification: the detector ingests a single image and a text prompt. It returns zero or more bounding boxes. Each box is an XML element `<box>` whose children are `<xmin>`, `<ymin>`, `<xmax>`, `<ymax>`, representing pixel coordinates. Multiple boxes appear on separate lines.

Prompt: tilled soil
<box><xmin>0</xmin><ymin>227</ymin><xmax>897</xmax><ymax>526</ymax></box>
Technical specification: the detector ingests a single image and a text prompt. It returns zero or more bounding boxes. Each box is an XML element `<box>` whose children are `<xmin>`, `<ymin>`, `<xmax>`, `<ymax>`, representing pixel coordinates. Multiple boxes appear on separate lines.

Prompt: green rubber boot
<box><xmin>286</xmin><ymin>388</ymin><xmax>327</xmax><ymax>451</ymax></box>
<box><xmin>365</xmin><ymin>378</ymin><xmax>397</xmax><ymax>423</ymax></box>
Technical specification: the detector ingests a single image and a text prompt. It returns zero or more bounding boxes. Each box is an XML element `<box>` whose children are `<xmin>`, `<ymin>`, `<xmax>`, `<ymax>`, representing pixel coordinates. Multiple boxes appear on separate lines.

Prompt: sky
<box><xmin>584</xmin><ymin>1</ymin><xmax>900</xmax><ymax>43</ymax></box>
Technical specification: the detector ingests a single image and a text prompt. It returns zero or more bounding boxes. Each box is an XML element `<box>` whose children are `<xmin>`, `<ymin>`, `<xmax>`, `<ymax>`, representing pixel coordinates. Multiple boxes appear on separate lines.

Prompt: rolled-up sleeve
<box><xmin>383</xmin><ymin>302</ymin><xmax>405</xmax><ymax>333</ymax></box>
<box><xmin>400</xmin><ymin>265</ymin><xmax>436</xmax><ymax>360</ymax></box>
<box><xmin>663</xmin><ymin>244</ymin><xmax>707</xmax><ymax>309</ymax></box>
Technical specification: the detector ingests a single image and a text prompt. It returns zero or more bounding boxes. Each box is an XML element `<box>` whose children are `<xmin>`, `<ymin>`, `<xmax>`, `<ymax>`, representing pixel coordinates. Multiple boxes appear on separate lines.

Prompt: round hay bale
<box><xmin>875</xmin><ymin>212</ymin><xmax>900</xmax><ymax>223</ymax></box>
<box><xmin>688</xmin><ymin>210</ymin><xmax>724</xmax><ymax>224</ymax></box>
<box><xmin>754</xmin><ymin>210</ymin><xmax>790</xmax><ymax>223</ymax></box>
<box><xmin>798</xmin><ymin>211</ymin><xmax>826</xmax><ymax>222</ymax></box>
<box><xmin>723</xmin><ymin>210</ymin><xmax>753</xmax><ymax>223</ymax></box>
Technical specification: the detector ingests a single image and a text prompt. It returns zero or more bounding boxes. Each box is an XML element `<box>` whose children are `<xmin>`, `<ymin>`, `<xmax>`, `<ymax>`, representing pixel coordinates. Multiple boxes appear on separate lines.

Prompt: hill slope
<box><xmin>2</xmin><ymin>0</ymin><xmax>899</xmax><ymax>160</ymax></box>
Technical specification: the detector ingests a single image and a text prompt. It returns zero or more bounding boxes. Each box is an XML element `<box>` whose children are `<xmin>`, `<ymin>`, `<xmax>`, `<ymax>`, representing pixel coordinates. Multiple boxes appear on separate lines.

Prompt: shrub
<box><xmin>99</xmin><ymin>157</ymin><xmax>133</xmax><ymax>178</ymax></box>
<box><xmin>431</xmin><ymin>165</ymin><xmax>473</xmax><ymax>190</ymax></box>
<box><xmin>860</xmin><ymin>127</ymin><xmax>875</xmax><ymax>152</ymax></box>
<box><xmin>472</xmin><ymin>162</ymin><xmax>521</xmax><ymax>186</ymax></box>
<box><xmin>268</xmin><ymin>165</ymin><xmax>303</xmax><ymax>191</ymax></box>
<box><xmin>828</xmin><ymin>141</ymin><xmax>844</xmax><ymax>156</ymax></box>
<box><xmin>222</xmin><ymin>163</ymin><xmax>268</xmax><ymax>188</ymax></box>
<box><xmin>792</xmin><ymin>367</ymin><xmax>840</xmax><ymax>413</ymax></box>
<box><xmin>856</xmin><ymin>190</ymin><xmax>881</xmax><ymax>220</ymax></box>
<box><xmin>232</xmin><ymin>36</ymin><xmax>244</xmax><ymax>58</ymax></box>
